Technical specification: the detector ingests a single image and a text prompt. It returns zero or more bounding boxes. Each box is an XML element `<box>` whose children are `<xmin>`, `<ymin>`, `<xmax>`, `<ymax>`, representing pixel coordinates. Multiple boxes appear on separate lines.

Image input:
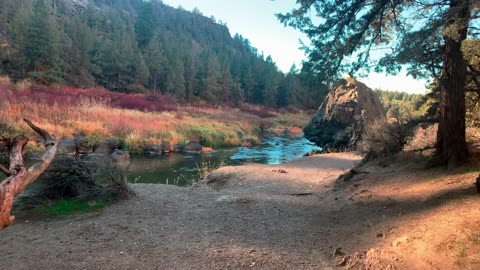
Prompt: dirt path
<box><xmin>1</xmin><ymin>152</ymin><xmax>479</xmax><ymax>269</ymax></box>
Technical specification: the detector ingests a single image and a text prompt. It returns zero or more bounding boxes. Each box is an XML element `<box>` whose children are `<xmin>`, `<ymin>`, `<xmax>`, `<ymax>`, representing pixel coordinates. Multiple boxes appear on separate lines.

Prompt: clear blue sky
<box><xmin>162</xmin><ymin>0</ymin><xmax>428</xmax><ymax>93</ymax></box>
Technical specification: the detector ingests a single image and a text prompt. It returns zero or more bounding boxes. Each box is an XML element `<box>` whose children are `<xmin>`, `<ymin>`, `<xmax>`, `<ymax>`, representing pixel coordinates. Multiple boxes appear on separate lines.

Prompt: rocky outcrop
<box><xmin>304</xmin><ymin>78</ymin><xmax>385</xmax><ymax>147</ymax></box>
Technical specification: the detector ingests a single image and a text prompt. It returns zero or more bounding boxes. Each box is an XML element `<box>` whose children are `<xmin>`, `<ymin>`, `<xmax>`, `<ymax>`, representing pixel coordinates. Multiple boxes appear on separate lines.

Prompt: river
<box><xmin>127</xmin><ymin>134</ymin><xmax>322</xmax><ymax>186</ymax></box>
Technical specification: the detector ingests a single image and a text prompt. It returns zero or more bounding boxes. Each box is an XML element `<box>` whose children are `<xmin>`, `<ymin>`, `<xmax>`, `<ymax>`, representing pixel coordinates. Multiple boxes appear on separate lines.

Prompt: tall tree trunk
<box><xmin>437</xmin><ymin>0</ymin><xmax>470</xmax><ymax>167</ymax></box>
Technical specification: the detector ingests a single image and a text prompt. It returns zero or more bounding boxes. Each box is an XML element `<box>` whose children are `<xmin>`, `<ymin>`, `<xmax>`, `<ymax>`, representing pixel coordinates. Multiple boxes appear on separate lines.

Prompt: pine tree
<box><xmin>61</xmin><ymin>16</ymin><xmax>95</xmax><ymax>87</ymax></box>
<box><xmin>200</xmin><ymin>53</ymin><xmax>221</xmax><ymax>102</ymax></box>
<box><xmin>144</xmin><ymin>35</ymin><xmax>166</xmax><ymax>94</ymax></box>
<box><xmin>25</xmin><ymin>0</ymin><xmax>60</xmax><ymax>82</ymax></box>
<box><xmin>7</xmin><ymin>2</ymin><xmax>31</xmax><ymax>79</ymax></box>
<box><xmin>135</xmin><ymin>1</ymin><xmax>156</xmax><ymax>49</ymax></box>
<box><xmin>171</xmin><ymin>57</ymin><xmax>186</xmax><ymax>100</ymax></box>
<box><xmin>184</xmin><ymin>53</ymin><xmax>197</xmax><ymax>104</ymax></box>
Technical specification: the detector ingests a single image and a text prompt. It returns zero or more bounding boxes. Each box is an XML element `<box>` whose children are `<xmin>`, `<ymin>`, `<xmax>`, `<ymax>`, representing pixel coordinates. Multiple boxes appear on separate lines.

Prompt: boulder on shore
<box><xmin>184</xmin><ymin>142</ymin><xmax>202</xmax><ymax>153</ymax></box>
<box><xmin>144</xmin><ymin>144</ymin><xmax>163</xmax><ymax>155</ymax></box>
<box><xmin>304</xmin><ymin>78</ymin><xmax>385</xmax><ymax>148</ymax></box>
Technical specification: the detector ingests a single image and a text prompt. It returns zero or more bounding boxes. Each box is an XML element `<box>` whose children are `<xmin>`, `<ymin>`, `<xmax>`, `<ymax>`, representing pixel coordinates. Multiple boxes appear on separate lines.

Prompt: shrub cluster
<box><xmin>25</xmin><ymin>155</ymin><xmax>133</xmax><ymax>204</ymax></box>
<box><xmin>359</xmin><ymin>119</ymin><xmax>415</xmax><ymax>159</ymax></box>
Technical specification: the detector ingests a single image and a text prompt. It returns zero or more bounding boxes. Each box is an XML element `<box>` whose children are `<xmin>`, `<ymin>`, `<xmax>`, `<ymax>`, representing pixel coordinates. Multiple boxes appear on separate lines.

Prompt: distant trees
<box><xmin>375</xmin><ymin>90</ymin><xmax>426</xmax><ymax>120</ymax></box>
<box><xmin>0</xmin><ymin>0</ymin><xmax>325</xmax><ymax>109</ymax></box>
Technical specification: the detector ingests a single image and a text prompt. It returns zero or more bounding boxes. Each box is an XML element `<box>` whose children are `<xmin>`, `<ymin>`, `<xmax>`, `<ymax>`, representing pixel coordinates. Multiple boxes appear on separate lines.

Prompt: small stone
<box><xmin>392</xmin><ymin>235</ymin><xmax>409</xmax><ymax>247</ymax></box>
<box><xmin>333</xmin><ymin>248</ymin><xmax>345</xmax><ymax>257</ymax></box>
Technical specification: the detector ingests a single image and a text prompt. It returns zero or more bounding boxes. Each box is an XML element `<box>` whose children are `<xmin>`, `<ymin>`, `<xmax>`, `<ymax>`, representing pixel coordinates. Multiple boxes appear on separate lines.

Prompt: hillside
<box><xmin>0</xmin><ymin>0</ymin><xmax>327</xmax><ymax>108</ymax></box>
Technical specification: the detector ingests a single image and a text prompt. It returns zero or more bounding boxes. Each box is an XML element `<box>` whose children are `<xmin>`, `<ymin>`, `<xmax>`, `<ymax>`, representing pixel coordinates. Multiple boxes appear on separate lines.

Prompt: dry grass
<box><xmin>0</xmin><ymin>78</ymin><xmax>309</xmax><ymax>152</ymax></box>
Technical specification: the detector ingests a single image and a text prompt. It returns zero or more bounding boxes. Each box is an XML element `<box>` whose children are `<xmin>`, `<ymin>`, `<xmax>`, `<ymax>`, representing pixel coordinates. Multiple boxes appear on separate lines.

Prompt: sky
<box><xmin>162</xmin><ymin>0</ymin><xmax>428</xmax><ymax>94</ymax></box>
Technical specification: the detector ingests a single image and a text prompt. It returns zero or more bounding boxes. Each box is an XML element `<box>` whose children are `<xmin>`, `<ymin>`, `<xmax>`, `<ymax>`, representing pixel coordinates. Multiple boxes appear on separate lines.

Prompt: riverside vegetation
<box><xmin>0</xmin><ymin>77</ymin><xmax>311</xmax><ymax>154</ymax></box>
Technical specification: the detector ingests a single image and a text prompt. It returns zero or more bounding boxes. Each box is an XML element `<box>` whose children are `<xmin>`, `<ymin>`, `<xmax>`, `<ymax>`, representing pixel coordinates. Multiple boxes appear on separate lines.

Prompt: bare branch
<box><xmin>0</xmin><ymin>120</ymin><xmax>57</xmax><ymax>230</ymax></box>
<box><xmin>0</xmin><ymin>165</ymin><xmax>10</xmax><ymax>177</ymax></box>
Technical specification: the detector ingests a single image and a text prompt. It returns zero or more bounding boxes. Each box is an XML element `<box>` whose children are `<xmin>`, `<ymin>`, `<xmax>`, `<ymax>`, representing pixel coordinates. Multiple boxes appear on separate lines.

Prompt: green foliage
<box><xmin>463</xmin><ymin>39</ymin><xmax>480</xmax><ymax>129</ymax></box>
<box><xmin>36</xmin><ymin>200</ymin><xmax>106</xmax><ymax>217</ymax></box>
<box><xmin>25</xmin><ymin>0</ymin><xmax>60</xmax><ymax>83</ymax></box>
<box><xmin>277</xmin><ymin>1</ymin><xmax>479</xmax><ymax>83</ymax></box>
<box><xmin>143</xmin><ymin>35</ymin><xmax>166</xmax><ymax>93</ymax></box>
<box><xmin>375</xmin><ymin>89</ymin><xmax>426</xmax><ymax>120</ymax></box>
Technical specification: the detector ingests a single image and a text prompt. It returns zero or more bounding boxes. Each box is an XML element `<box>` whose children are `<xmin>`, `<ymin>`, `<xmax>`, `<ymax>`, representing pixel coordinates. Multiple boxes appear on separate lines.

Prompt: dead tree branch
<box><xmin>0</xmin><ymin>119</ymin><xmax>57</xmax><ymax>230</ymax></box>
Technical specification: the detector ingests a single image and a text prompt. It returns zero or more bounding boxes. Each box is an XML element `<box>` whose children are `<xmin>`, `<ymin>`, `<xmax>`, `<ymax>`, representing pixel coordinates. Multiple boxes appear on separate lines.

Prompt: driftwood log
<box><xmin>0</xmin><ymin>119</ymin><xmax>57</xmax><ymax>230</ymax></box>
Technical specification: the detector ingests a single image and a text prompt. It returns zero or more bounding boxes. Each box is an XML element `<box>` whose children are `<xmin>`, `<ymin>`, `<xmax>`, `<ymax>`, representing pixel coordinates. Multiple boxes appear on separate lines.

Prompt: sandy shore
<box><xmin>1</xmin><ymin>152</ymin><xmax>479</xmax><ymax>269</ymax></box>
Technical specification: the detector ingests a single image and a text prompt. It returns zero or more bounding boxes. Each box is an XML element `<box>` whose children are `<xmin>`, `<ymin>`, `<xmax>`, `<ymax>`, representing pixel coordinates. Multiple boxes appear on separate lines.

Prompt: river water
<box><xmin>126</xmin><ymin>134</ymin><xmax>322</xmax><ymax>186</ymax></box>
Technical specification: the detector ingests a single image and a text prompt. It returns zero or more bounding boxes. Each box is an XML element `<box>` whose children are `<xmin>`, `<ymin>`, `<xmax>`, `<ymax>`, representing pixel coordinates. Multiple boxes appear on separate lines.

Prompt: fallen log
<box><xmin>0</xmin><ymin>119</ymin><xmax>57</xmax><ymax>230</ymax></box>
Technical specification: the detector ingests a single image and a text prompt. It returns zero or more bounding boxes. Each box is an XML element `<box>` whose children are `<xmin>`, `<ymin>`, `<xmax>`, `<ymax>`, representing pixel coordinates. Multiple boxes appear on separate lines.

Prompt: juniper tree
<box><xmin>278</xmin><ymin>0</ymin><xmax>480</xmax><ymax>166</ymax></box>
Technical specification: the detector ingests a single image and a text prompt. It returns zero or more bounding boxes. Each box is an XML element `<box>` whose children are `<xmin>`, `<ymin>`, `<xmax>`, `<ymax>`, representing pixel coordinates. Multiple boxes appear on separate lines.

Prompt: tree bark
<box><xmin>0</xmin><ymin>119</ymin><xmax>57</xmax><ymax>230</ymax></box>
<box><xmin>437</xmin><ymin>0</ymin><xmax>470</xmax><ymax>167</ymax></box>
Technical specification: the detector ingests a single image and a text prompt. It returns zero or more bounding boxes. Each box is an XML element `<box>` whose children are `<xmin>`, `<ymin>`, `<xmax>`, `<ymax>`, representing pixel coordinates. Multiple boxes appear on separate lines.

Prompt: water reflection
<box><xmin>127</xmin><ymin>134</ymin><xmax>321</xmax><ymax>185</ymax></box>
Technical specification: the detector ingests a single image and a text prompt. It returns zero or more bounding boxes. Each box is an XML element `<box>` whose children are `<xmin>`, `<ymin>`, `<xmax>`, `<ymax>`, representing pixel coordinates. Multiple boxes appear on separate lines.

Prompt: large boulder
<box><xmin>304</xmin><ymin>78</ymin><xmax>385</xmax><ymax>148</ymax></box>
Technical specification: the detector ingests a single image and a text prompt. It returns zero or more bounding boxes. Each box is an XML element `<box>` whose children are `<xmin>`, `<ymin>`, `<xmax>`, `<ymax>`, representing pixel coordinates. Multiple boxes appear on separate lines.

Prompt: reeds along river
<box><xmin>127</xmin><ymin>133</ymin><xmax>322</xmax><ymax>186</ymax></box>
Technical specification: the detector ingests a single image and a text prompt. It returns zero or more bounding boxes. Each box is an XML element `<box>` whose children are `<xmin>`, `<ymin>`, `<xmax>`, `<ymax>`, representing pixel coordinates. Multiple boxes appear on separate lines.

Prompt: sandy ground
<box><xmin>1</xmin><ymin>152</ymin><xmax>479</xmax><ymax>270</ymax></box>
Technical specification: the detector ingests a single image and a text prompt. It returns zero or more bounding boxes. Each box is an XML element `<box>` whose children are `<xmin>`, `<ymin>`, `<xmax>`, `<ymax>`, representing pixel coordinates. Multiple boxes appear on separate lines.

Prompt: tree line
<box><xmin>0</xmin><ymin>0</ymin><xmax>328</xmax><ymax>109</ymax></box>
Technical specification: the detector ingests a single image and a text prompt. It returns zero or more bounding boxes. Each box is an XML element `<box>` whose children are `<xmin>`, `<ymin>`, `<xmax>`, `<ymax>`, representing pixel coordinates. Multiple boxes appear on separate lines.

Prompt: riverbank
<box><xmin>2</xmin><ymin>152</ymin><xmax>478</xmax><ymax>269</ymax></box>
<box><xmin>0</xmin><ymin>78</ymin><xmax>311</xmax><ymax>153</ymax></box>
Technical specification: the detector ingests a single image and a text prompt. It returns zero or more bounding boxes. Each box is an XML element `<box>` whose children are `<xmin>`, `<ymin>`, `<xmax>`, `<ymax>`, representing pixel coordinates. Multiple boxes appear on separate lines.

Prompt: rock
<box><xmin>144</xmin><ymin>144</ymin><xmax>163</xmax><ymax>155</ymax></box>
<box><xmin>94</xmin><ymin>138</ymin><xmax>119</xmax><ymax>155</ymax></box>
<box><xmin>111</xmin><ymin>149</ymin><xmax>130</xmax><ymax>168</ymax></box>
<box><xmin>57</xmin><ymin>139</ymin><xmax>76</xmax><ymax>155</ymax></box>
<box><xmin>215</xmin><ymin>195</ymin><xmax>237</xmax><ymax>203</ymax></box>
<box><xmin>242</xmin><ymin>138</ymin><xmax>256</xmax><ymax>148</ymax></box>
<box><xmin>289</xmin><ymin>127</ymin><xmax>303</xmax><ymax>134</ymax></box>
<box><xmin>161</xmin><ymin>143</ymin><xmax>174</xmax><ymax>153</ymax></box>
<box><xmin>201</xmin><ymin>147</ymin><xmax>214</xmax><ymax>153</ymax></box>
<box><xmin>304</xmin><ymin>78</ymin><xmax>385</xmax><ymax>148</ymax></box>
<box><xmin>174</xmin><ymin>144</ymin><xmax>185</xmax><ymax>152</ymax></box>
<box><xmin>392</xmin><ymin>235</ymin><xmax>409</xmax><ymax>247</ymax></box>
<box><xmin>184</xmin><ymin>142</ymin><xmax>202</xmax><ymax>153</ymax></box>
<box><xmin>74</xmin><ymin>135</ymin><xmax>94</xmax><ymax>155</ymax></box>
<box><xmin>333</xmin><ymin>248</ymin><xmax>345</xmax><ymax>257</ymax></box>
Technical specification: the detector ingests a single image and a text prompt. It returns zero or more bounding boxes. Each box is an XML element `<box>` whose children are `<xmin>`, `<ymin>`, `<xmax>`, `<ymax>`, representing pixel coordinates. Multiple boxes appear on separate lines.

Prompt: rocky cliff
<box><xmin>304</xmin><ymin>78</ymin><xmax>385</xmax><ymax>148</ymax></box>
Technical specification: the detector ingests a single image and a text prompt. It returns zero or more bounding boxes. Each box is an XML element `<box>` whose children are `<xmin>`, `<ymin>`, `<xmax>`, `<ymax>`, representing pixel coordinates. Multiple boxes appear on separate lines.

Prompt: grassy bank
<box><xmin>0</xmin><ymin>77</ymin><xmax>312</xmax><ymax>153</ymax></box>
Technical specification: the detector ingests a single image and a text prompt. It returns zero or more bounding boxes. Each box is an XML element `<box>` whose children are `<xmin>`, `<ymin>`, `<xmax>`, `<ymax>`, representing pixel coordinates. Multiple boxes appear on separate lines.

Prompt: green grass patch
<box><xmin>37</xmin><ymin>200</ymin><xmax>106</xmax><ymax>218</ymax></box>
